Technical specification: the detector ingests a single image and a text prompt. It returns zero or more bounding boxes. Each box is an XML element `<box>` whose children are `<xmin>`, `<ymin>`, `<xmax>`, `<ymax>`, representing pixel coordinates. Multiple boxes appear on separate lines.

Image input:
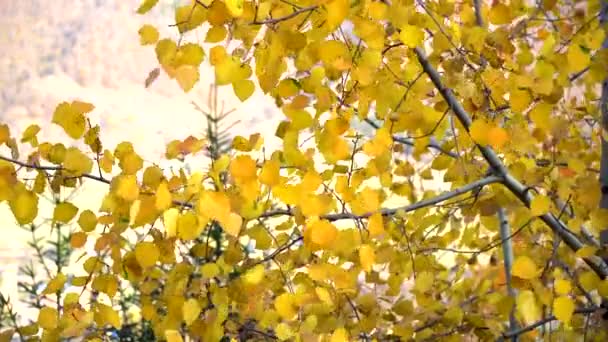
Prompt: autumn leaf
<box><xmin>138</xmin><ymin>24</ymin><xmax>159</xmax><ymax>45</ymax></box>
<box><xmin>1</xmin><ymin>1</ymin><xmax>606</xmax><ymax>340</ymax></box>
<box><xmin>183</xmin><ymin>298</ymin><xmax>202</xmax><ymax>325</ymax></box>
<box><xmin>399</xmin><ymin>25</ymin><xmax>425</xmax><ymax>48</ymax></box>
<box><xmin>135</xmin><ymin>242</ymin><xmax>160</xmax><ymax>268</ymax></box>
<box><xmin>326</xmin><ymin>0</ymin><xmax>349</xmax><ymax>31</ymax></box>
<box><xmin>52</xmin><ymin>101</ymin><xmax>94</xmax><ymax>139</ymax></box>
<box><xmin>516</xmin><ymin>290</ymin><xmax>541</xmax><ymax>325</ymax></box>
<box><xmin>512</xmin><ymin>256</ymin><xmax>539</xmax><ymax>280</ymax></box>
<box><xmin>553</xmin><ymin>296</ymin><xmax>575</xmax><ymax>325</ymax></box>
<box><xmin>38</xmin><ymin>307</ymin><xmax>59</xmax><ymax>330</ymax></box>
<box><xmin>9</xmin><ymin>189</ymin><xmax>38</xmax><ymax>225</ymax></box>
<box><xmin>137</xmin><ymin>0</ymin><xmax>159</xmax><ymax>14</ymax></box>
<box><xmin>530</xmin><ymin>195</ymin><xmax>551</xmax><ymax>216</ymax></box>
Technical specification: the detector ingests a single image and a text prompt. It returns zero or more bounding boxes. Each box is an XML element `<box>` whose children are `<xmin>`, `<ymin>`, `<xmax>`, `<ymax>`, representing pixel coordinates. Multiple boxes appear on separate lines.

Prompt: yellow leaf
<box><xmin>215</xmin><ymin>56</ymin><xmax>241</xmax><ymax>85</ymax></box>
<box><xmin>38</xmin><ymin>307</ymin><xmax>58</xmax><ymax>330</ymax></box>
<box><xmin>510</xmin><ymin>89</ymin><xmax>532</xmax><ymax>113</ymax></box>
<box><xmin>230</xmin><ymin>155</ymin><xmax>257</xmax><ymax>183</ymax></box>
<box><xmin>9</xmin><ymin>189</ymin><xmax>38</xmax><ymax>225</ymax></box>
<box><xmin>315</xmin><ymin>287</ymin><xmax>333</xmax><ymax>305</ymax></box>
<box><xmin>512</xmin><ymin>256</ymin><xmax>538</xmax><ymax>280</ymax></box>
<box><xmin>175</xmin><ymin>43</ymin><xmax>205</xmax><ymax>66</ymax></box>
<box><xmin>100</xmin><ymin>150</ymin><xmax>114</xmax><ymax>173</ymax></box>
<box><xmin>138</xmin><ymin>24</ymin><xmax>159</xmax><ymax>45</ymax></box>
<box><xmin>359</xmin><ymin>244</ymin><xmax>375</xmax><ymax>273</ymax></box>
<box><xmin>487</xmin><ymin>126</ymin><xmax>509</xmax><ymax>149</ymax></box>
<box><xmin>52</xmin><ymin>101</ymin><xmax>93</xmax><ymax>139</ymax></box>
<box><xmin>117</xmin><ymin>150</ymin><xmax>144</xmax><ymax>175</ymax></box>
<box><xmin>226</xmin><ymin>0</ymin><xmax>244</xmax><ymax>17</ymax></box>
<box><xmin>183</xmin><ymin>298</ymin><xmax>202</xmax><ymax>325</ymax></box>
<box><xmin>116</xmin><ymin>175</ymin><xmax>140</xmax><ymax>202</ymax></box>
<box><xmin>53</xmin><ymin>202</ymin><xmax>78</xmax><ymax>223</ymax></box>
<box><xmin>94</xmin><ymin>303</ymin><xmax>121</xmax><ymax>329</ymax></box>
<box><xmin>63</xmin><ymin>147</ymin><xmax>93</xmax><ymax>176</ymax></box>
<box><xmin>155</xmin><ymin>181</ymin><xmax>173</xmax><ymax>211</ymax></box>
<box><xmin>567</xmin><ymin>44</ymin><xmax>590</xmax><ymax>73</ymax></box>
<box><xmin>78</xmin><ymin>210</ymin><xmax>97</xmax><ymax>232</ymax></box>
<box><xmin>469</xmin><ymin>119</ymin><xmax>491</xmax><ymax>145</ymax></box>
<box><xmin>555</xmin><ymin>279</ymin><xmax>571</xmax><ymax>295</ymax></box>
<box><xmin>318</xmin><ymin>40</ymin><xmax>352</xmax><ymax>71</ymax></box>
<box><xmin>326</xmin><ymin>0</ymin><xmax>349</xmax><ymax>31</ymax></box>
<box><xmin>367</xmin><ymin>212</ymin><xmax>385</xmax><ymax>237</ymax></box>
<box><xmin>0</xmin><ymin>124</ymin><xmax>9</xmax><ymax>145</ymax></box>
<box><xmin>42</xmin><ymin>273</ymin><xmax>67</xmax><ymax>294</ymax></box>
<box><xmin>135</xmin><ymin>242</ymin><xmax>159</xmax><ymax>268</ymax></box>
<box><xmin>244</xmin><ymin>264</ymin><xmax>265</xmax><ymax>285</ymax></box>
<box><xmin>331</xmin><ymin>327</ymin><xmax>349</xmax><ymax>342</ymax></box>
<box><xmin>174</xmin><ymin>4</ymin><xmax>206</xmax><ymax>33</ymax></box>
<box><xmin>275</xmin><ymin>323</ymin><xmax>293</xmax><ymax>340</ymax></box>
<box><xmin>156</xmin><ymin>38</ymin><xmax>177</xmax><ymax>66</ymax></box>
<box><xmin>489</xmin><ymin>3</ymin><xmax>512</xmax><ymax>25</ymax></box>
<box><xmin>201</xmin><ymin>263</ymin><xmax>220</xmax><ymax>278</ymax></box>
<box><xmin>530</xmin><ymin>195</ymin><xmax>551</xmax><ymax>216</ymax></box>
<box><xmin>414</xmin><ymin>271</ymin><xmax>434</xmax><ymax>293</ymax></box>
<box><xmin>300</xmin><ymin>193</ymin><xmax>332</xmax><ymax>217</ymax></box>
<box><xmin>163</xmin><ymin>208</ymin><xmax>179</xmax><ymax>237</ymax></box>
<box><xmin>178</xmin><ymin>211</ymin><xmax>203</xmax><ymax>240</ymax></box>
<box><xmin>220</xmin><ymin>212</ymin><xmax>242</xmax><ymax>237</ymax></box>
<box><xmin>137</xmin><ymin>0</ymin><xmax>159</xmax><ymax>14</ymax></box>
<box><xmin>309</xmin><ymin>220</ymin><xmax>338</xmax><ymax>247</ymax></box>
<box><xmin>575</xmin><ymin>246</ymin><xmax>598</xmax><ymax>258</ymax></box>
<box><xmin>21</xmin><ymin>124</ymin><xmax>40</xmax><ymax>146</ymax></box>
<box><xmin>274</xmin><ymin>293</ymin><xmax>297</xmax><ymax>320</ymax></box>
<box><xmin>92</xmin><ymin>274</ymin><xmax>118</xmax><ymax>298</ymax></box>
<box><xmin>529</xmin><ymin>102</ymin><xmax>552</xmax><ymax>131</ymax></box>
<box><xmin>175</xmin><ymin>65</ymin><xmax>200</xmax><ymax>92</ymax></box>
<box><xmin>205</xmin><ymin>25</ymin><xmax>227</xmax><ymax>43</ymax></box>
<box><xmin>553</xmin><ymin>296</ymin><xmax>574</xmax><ymax>325</ymax></box>
<box><xmin>232</xmin><ymin>79</ymin><xmax>255</xmax><ymax>101</ymax></box>
<box><xmin>198</xmin><ymin>191</ymin><xmax>231</xmax><ymax>221</ymax></box>
<box><xmin>399</xmin><ymin>25</ymin><xmax>424</xmax><ymax>48</ymax></box>
<box><xmin>351</xmin><ymin>187</ymin><xmax>381</xmax><ymax>215</ymax></box>
<box><xmin>516</xmin><ymin>290</ymin><xmax>541</xmax><ymax>325</ymax></box>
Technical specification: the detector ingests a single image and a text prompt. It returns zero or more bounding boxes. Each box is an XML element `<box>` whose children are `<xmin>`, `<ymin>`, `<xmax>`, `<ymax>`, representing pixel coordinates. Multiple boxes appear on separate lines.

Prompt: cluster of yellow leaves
<box><xmin>1</xmin><ymin>0</ymin><xmax>608</xmax><ymax>340</ymax></box>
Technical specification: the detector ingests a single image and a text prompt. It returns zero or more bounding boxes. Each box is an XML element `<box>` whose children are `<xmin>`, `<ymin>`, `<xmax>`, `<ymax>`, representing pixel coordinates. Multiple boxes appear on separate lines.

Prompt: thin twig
<box><xmin>251</xmin><ymin>5</ymin><xmax>317</xmax><ymax>25</ymax></box>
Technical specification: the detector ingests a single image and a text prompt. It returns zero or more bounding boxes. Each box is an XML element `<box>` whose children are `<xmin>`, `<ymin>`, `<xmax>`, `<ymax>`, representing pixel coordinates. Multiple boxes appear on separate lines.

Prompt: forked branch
<box><xmin>414</xmin><ymin>47</ymin><xmax>608</xmax><ymax>279</ymax></box>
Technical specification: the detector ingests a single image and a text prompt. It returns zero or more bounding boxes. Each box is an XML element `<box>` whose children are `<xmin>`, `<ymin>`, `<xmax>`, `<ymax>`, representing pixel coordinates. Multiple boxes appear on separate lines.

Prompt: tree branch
<box><xmin>597</xmin><ymin>0</ymin><xmax>608</xmax><ymax>261</ymax></box>
<box><xmin>364</xmin><ymin>118</ymin><xmax>458</xmax><ymax>158</ymax></box>
<box><xmin>259</xmin><ymin>175</ymin><xmax>502</xmax><ymax>221</ymax></box>
<box><xmin>414</xmin><ymin>47</ymin><xmax>608</xmax><ymax>279</ymax></box>
<box><xmin>0</xmin><ymin>155</ymin><xmax>110</xmax><ymax>184</ymax></box>
<box><xmin>251</xmin><ymin>5</ymin><xmax>317</xmax><ymax>25</ymax></box>
<box><xmin>501</xmin><ymin>306</ymin><xmax>602</xmax><ymax>339</ymax></box>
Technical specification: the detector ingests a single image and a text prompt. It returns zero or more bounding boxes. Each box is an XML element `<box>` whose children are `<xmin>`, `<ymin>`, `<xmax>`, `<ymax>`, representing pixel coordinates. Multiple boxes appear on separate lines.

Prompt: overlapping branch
<box><xmin>413</xmin><ymin>47</ymin><xmax>608</xmax><ymax>279</ymax></box>
<box><xmin>0</xmin><ymin>154</ymin><xmax>500</xmax><ymax>222</ymax></box>
<box><xmin>259</xmin><ymin>175</ymin><xmax>501</xmax><ymax>221</ymax></box>
<box><xmin>500</xmin><ymin>306</ymin><xmax>602</xmax><ymax>340</ymax></box>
